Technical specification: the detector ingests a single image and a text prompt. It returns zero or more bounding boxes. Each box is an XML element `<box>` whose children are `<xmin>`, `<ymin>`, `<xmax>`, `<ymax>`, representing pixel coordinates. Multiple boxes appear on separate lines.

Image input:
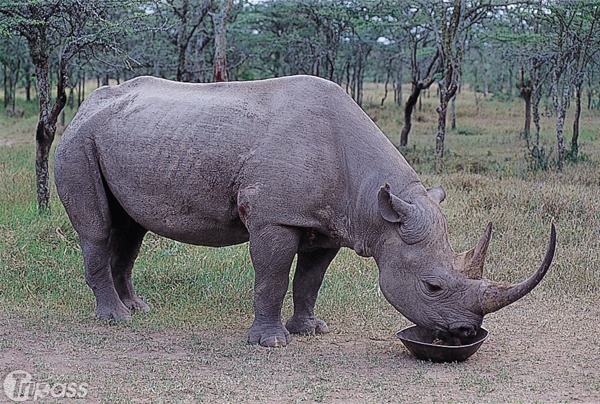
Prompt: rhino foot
<box><xmin>96</xmin><ymin>299</ymin><xmax>133</xmax><ymax>321</ymax></box>
<box><xmin>121</xmin><ymin>296</ymin><xmax>151</xmax><ymax>313</ymax></box>
<box><xmin>247</xmin><ymin>322</ymin><xmax>291</xmax><ymax>347</ymax></box>
<box><xmin>285</xmin><ymin>315</ymin><xmax>329</xmax><ymax>335</ymax></box>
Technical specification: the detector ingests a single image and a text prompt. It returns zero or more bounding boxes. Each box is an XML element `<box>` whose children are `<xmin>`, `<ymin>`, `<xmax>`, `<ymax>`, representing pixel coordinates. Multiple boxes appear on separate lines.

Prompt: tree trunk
<box><xmin>345</xmin><ymin>61</ymin><xmax>351</xmax><ymax>95</ymax></box>
<box><xmin>482</xmin><ymin>65</ymin><xmax>489</xmax><ymax>97</ymax></box>
<box><xmin>381</xmin><ymin>70</ymin><xmax>390</xmax><ymax>107</ymax></box>
<box><xmin>356</xmin><ymin>60</ymin><xmax>364</xmax><ymax>107</ymax></box>
<box><xmin>211</xmin><ymin>0</ymin><xmax>233</xmax><ymax>83</ymax></box>
<box><xmin>78</xmin><ymin>72</ymin><xmax>84</xmax><ymax>107</ymax></box>
<box><xmin>400</xmin><ymin>84</ymin><xmax>420</xmax><ymax>147</ymax></box>
<box><xmin>381</xmin><ymin>57</ymin><xmax>393</xmax><ymax>107</ymax></box>
<box><xmin>450</xmin><ymin>94</ymin><xmax>456</xmax><ymax>130</ymax></box>
<box><xmin>571</xmin><ymin>78</ymin><xmax>583</xmax><ymax>159</ymax></box>
<box><xmin>399</xmin><ymin>78</ymin><xmax>434</xmax><ymax>147</ymax></box>
<box><xmin>435</xmin><ymin>64</ymin><xmax>458</xmax><ymax>174</ymax></box>
<box><xmin>326</xmin><ymin>49</ymin><xmax>335</xmax><ymax>81</ymax></box>
<box><xmin>25</xmin><ymin>69</ymin><xmax>32</xmax><ymax>102</ymax></box>
<box><xmin>35</xmin><ymin>60</ymin><xmax>53</xmax><ymax>213</ymax></box>
<box><xmin>551</xmin><ymin>68</ymin><xmax>568</xmax><ymax>170</ymax></box>
<box><xmin>587</xmin><ymin>72</ymin><xmax>593</xmax><ymax>110</ymax></box>
<box><xmin>34</xmin><ymin>55</ymin><xmax>68</xmax><ymax>213</ymax></box>
<box><xmin>395</xmin><ymin>62</ymin><xmax>403</xmax><ymax>107</ymax></box>
<box><xmin>532</xmin><ymin>82</ymin><xmax>542</xmax><ymax>149</ymax></box>
<box><xmin>523</xmin><ymin>88</ymin><xmax>532</xmax><ymax>136</ymax></box>
<box><xmin>435</xmin><ymin>94</ymin><xmax>449</xmax><ymax>174</ymax></box>
<box><xmin>174</xmin><ymin>2</ymin><xmax>191</xmax><ymax>83</ymax></box>
<box><xmin>3</xmin><ymin>65</ymin><xmax>8</xmax><ymax>109</ymax></box>
<box><xmin>176</xmin><ymin>44</ymin><xmax>187</xmax><ymax>81</ymax></box>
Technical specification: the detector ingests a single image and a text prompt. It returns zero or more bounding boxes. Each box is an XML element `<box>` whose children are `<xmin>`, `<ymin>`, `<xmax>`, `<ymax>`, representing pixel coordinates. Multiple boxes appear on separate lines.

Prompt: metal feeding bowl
<box><xmin>396</xmin><ymin>325</ymin><xmax>489</xmax><ymax>363</ymax></box>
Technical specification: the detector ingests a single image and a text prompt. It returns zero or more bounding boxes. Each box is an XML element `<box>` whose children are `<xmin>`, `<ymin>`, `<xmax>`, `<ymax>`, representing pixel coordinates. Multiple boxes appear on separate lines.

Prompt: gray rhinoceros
<box><xmin>54</xmin><ymin>75</ymin><xmax>555</xmax><ymax>347</ymax></box>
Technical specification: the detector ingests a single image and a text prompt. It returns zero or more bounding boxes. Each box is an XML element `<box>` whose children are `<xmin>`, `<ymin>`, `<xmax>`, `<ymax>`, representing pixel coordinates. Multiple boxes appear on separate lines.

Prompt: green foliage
<box><xmin>566</xmin><ymin>150</ymin><xmax>589</xmax><ymax>164</ymax></box>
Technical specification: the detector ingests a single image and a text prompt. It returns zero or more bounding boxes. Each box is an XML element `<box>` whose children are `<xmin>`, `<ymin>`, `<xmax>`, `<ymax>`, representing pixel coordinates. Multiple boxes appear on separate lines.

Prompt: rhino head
<box><xmin>375</xmin><ymin>184</ymin><xmax>556</xmax><ymax>340</ymax></box>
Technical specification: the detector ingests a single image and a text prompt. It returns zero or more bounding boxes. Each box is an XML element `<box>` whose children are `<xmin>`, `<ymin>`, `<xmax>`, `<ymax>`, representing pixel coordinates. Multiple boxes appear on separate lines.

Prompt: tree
<box><xmin>0</xmin><ymin>1</ymin><xmax>140</xmax><ymax>212</ymax></box>
<box><xmin>566</xmin><ymin>2</ymin><xmax>600</xmax><ymax>159</ymax></box>
<box><xmin>159</xmin><ymin>0</ymin><xmax>214</xmax><ymax>82</ymax></box>
<box><xmin>0</xmin><ymin>35</ymin><xmax>30</xmax><ymax>116</ymax></box>
<box><xmin>400</xmin><ymin>30</ymin><xmax>438</xmax><ymax>147</ymax></box>
<box><xmin>539</xmin><ymin>0</ymin><xmax>600</xmax><ymax>168</ymax></box>
<box><xmin>427</xmin><ymin>0</ymin><xmax>467</xmax><ymax>173</ymax></box>
<box><xmin>377</xmin><ymin>1</ymin><xmax>439</xmax><ymax>148</ymax></box>
<box><xmin>425</xmin><ymin>0</ymin><xmax>497</xmax><ymax>173</ymax></box>
<box><xmin>211</xmin><ymin>0</ymin><xmax>234</xmax><ymax>82</ymax></box>
<box><xmin>294</xmin><ymin>1</ymin><xmax>343</xmax><ymax>80</ymax></box>
<box><xmin>491</xmin><ymin>3</ymin><xmax>552</xmax><ymax>169</ymax></box>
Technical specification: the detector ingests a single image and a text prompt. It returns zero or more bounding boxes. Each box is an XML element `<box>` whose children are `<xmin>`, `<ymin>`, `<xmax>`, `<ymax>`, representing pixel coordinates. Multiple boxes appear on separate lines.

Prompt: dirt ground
<box><xmin>1</xmin><ymin>296</ymin><xmax>598</xmax><ymax>403</ymax></box>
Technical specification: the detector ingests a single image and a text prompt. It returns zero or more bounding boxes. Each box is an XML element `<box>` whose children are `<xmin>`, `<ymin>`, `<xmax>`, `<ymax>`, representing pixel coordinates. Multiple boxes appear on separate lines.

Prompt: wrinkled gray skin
<box><xmin>54</xmin><ymin>75</ymin><xmax>555</xmax><ymax>347</ymax></box>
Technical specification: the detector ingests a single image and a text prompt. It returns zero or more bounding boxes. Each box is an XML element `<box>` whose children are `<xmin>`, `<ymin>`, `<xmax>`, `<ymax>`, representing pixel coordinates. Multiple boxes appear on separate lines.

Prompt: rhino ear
<box><xmin>378</xmin><ymin>183</ymin><xmax>414</xmax><ymax>223</ymax></box>
<box><xmin>427</xmin><ymin>186</ymin><xmax>446</xmax><ymax>204</ymax></box>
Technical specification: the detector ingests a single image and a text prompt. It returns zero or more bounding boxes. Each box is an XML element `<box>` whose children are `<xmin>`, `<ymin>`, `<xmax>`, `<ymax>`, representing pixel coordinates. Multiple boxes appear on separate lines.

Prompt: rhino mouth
<box><xmin>448</xmin><ymin>323</ymin><xmax>479</xmax><ymax>339</ymax></box>
<box><xmin>433</xmin><ymin>324</ymin><xmax>480</xmax><ymax>345</ymax></box>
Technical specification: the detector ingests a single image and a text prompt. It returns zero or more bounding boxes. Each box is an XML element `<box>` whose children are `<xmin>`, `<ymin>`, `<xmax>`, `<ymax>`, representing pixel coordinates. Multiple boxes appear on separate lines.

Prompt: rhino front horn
<box><xmin>480</xmin><ymin>224</ymin><xmax>556</xmax><ymax>315</ymax></box>
<box><xmin>455</xmin><ymin>222</ymin><xmax>492</xmax><ymax>280</ymax></box>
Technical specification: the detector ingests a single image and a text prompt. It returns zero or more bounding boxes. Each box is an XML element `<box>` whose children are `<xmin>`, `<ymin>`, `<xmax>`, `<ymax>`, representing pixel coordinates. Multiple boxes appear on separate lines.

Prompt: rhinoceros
<box><xmin>54</xmin><ymin>75</ymin><xmax>555</xmax><ymax>347</ymax></box>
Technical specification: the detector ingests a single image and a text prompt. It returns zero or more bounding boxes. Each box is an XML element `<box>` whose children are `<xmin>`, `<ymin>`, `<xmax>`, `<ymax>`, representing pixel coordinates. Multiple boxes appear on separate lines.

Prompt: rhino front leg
<box><xmin>286</xmin><ymin>248</ymin><xmax>339</xmax><ymax>335</ymax></box>
<box><xmin>81</xmin><ymin>238</ymin><xmax>132</xmax><ymax>321</ymax></box>
<box><xmin>247</xmin><ymin>225</ymin><xmax>301</xmax><ymax>347</ymax></box>
<box><xmin>109</xmin><ymin>223</ymin><xmax>150</xmax><ymax>313</ymax></box>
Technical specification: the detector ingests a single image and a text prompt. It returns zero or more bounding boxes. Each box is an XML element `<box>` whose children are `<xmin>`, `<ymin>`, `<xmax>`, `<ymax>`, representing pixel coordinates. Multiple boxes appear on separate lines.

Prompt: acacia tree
<box><xmin>424</xmin><ymin>0</ymin><xmax>498</xmax><ymax>172</ymax></box>
<box><xmin>492</xmin><ymin>3</ymin><xmax>552</xmax><ymax>169</ymax></box>
<box><xmin>400</xmin><ymin>30</ymin><xmax>438</xmax><ymax>147</ymax></box>
<box><xmin>157</xmin><ymin>0</ymin><xmax>214</xmax><ymax>82</ymax></box>
<box><xmin>235</xmin><ymin>0</ymin><xmax>322</xmax><ymax>78</ymax></box>
<box><xmin>211</xmin><ymin>0</ymin><xmax>234</xmax><ymax>82</ymax></box>
<box><xmin>539</xmin><ymin>0</ymin><xmax>600</xmax><ymax>168</ymax></box>
<box><xmin>0</xmin><ymin>35</ymin><xmax>30</xmax><ymax>115</ymax></box>
<box><xmin>566</xmin><ymin>2</ymin><xmax>600</xmax><ymax>159</ymax></box>
<box><xmin>375</xmin><ymin>1</ymin><xmax>439</xmax><ymax>147</ymax></box>
<box><xmin>427</xmin><ymin>0</ymin><xmax>467</xmax><ymax>172</ymax></box>
<box><xmin>299</xmin><ymin>0</ymin><xmax>351</xmax><ymax>81</ymax></box>
<box><xmin>0</xmin><ymin>1</ymin><xmax>139</xmax><ymax>212</ymax></box>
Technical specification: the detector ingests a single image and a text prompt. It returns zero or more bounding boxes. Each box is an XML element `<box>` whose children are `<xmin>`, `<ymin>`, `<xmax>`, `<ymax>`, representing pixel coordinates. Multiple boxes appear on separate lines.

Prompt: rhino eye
<box><xmin>424</xmin><ymin>281</ymin><xmax>443</xmax><ymax>293</ymax></box>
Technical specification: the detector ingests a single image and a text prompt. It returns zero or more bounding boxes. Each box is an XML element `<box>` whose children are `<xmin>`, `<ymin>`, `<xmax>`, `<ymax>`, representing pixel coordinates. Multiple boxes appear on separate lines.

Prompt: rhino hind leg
<box><xmin>285</xmin><ymin>248</ymin><xmax>339</xmax><ymax>336</ymax></box>
<box><xmin>81</xmin><ymin>238</ymin><xmax>133</xmax><ymax>321</ymax></box>
<box><xmin>56</xmin><ymin>147</ymin><xmax>140</xmax><ymax>321</ymax></box>
<box><xmin>108</xmin><ymin>220</ymin><xmax>150</xmax><ymax>313</ymax></box>
<box><xmin>247</xmin><ymin>225</ymin><xmax>302</xmax><ymax>347</ymax></box>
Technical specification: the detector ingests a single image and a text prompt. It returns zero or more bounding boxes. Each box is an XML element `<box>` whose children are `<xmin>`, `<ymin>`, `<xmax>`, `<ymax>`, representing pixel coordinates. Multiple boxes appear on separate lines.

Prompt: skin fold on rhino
<box><xmin>54</xmin><ymin>75</ymin><xmax>556</xmax><ymax>347</ymax></box>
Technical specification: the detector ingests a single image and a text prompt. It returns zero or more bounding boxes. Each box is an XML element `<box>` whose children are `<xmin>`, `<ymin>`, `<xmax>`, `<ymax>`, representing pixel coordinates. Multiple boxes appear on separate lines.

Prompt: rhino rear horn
<box><xmin>455</xmin><ymin>222</ymin><xmax>492</xmax><ymax>280</ymax></box>
<box><xmin>480</xmin><ymin>224</ymin><xmax>556</xmax><ymax>314</ymax></box>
